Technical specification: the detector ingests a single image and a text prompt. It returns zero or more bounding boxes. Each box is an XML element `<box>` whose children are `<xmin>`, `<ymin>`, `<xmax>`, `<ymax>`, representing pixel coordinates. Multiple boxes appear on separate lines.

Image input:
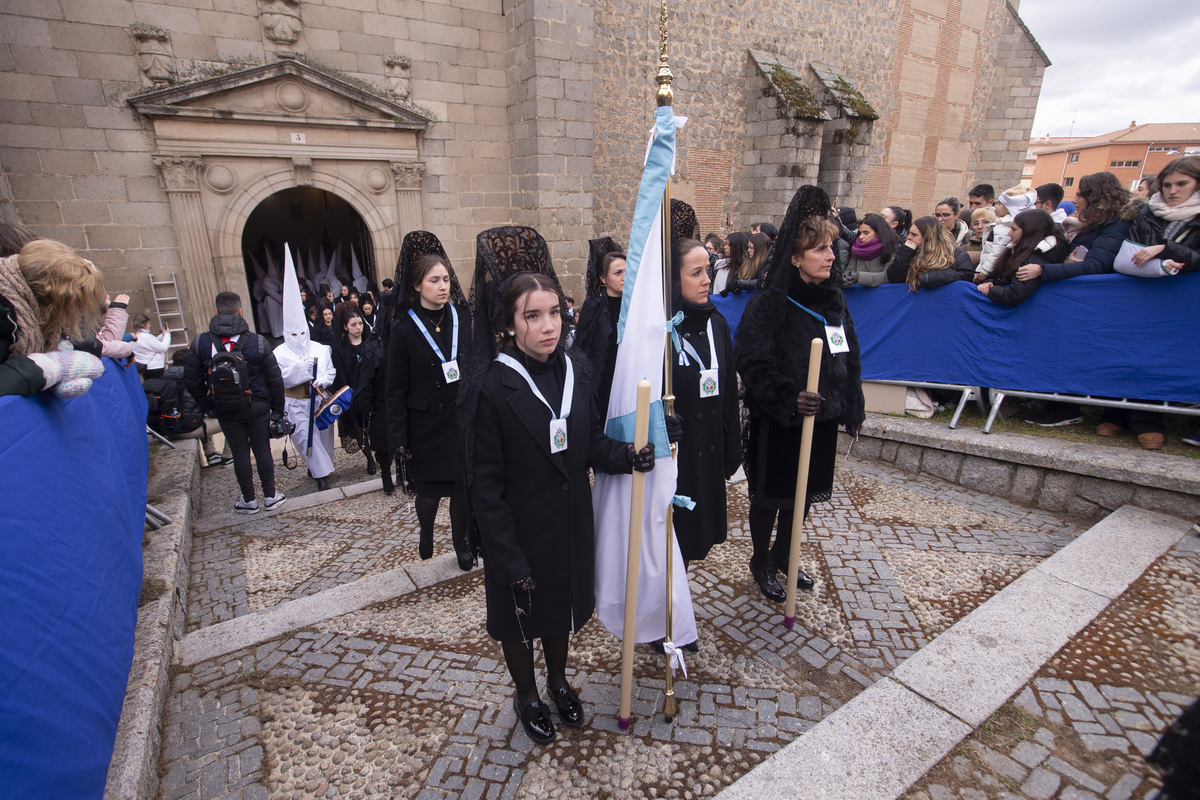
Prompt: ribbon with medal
<box><xmin>408</xmin><ymin>305</ymin><xmax>460</xmax><ymax>382</ymax></box>
<box><xmin>786</xmin><ymin>297</ymin><xmax>850</xmax><ymax>354</ymax></box>
<box><xmin>496</xmin><ymin>353</ymin><xmax>575</xmax><ymax>453</ymax></box>
<box><xmin>672</xmin><ymin>316</ymin><xmax>720</xmax><ymax>399</ymax></box>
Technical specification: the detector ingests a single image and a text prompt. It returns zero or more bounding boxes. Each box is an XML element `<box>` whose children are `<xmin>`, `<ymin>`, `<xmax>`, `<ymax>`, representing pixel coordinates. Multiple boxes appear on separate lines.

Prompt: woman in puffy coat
<box><xmin>736</xmin><ymin>185</ymin><xmax>865</xmax><ymax>602</ymax></box>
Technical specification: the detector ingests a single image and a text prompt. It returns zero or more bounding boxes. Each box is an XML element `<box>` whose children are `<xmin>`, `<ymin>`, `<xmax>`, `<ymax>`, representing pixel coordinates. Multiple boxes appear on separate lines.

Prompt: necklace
<box><xmin>423</xmin><ymin>306</ymin><xmax>447</xmax><ymax>332</ymax></box>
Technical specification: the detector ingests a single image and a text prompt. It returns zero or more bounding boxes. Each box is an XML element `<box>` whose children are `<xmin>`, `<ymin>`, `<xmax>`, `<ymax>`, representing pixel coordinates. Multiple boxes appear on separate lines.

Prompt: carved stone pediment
<box><xmin>127</xmin><ymin>58</ymin><xmax>430</xmax><ymax>131</ymax></box>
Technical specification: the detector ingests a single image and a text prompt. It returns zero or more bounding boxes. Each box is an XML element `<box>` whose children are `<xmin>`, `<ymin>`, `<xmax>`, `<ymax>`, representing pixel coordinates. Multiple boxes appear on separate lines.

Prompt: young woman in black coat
<box><xmin>736</xmin><ymin>185</ymin><xmax>866</xmax><ymax>603</ymax></box>
<box><xmin>331</xmin><ymin>309</ymin><xmax>391</xmax><ymax>487</ymax></box>
<box><xmin>886</xmin><ymin>215</ymin><xmax>973</xmax><ymax>290</ymax></box>
<box><xmin>570</xmin><ymin>249</ymin><xmax>625</xmax><ymax>415</ymax></box>
<box><xmin>385</xmin><ymin>253</ymin><xmax>473</xmax><ymax>568</ymax></box>
<box><xmin>671</xmin><ymin>239</ymin><xmax>740</xmax><ymax>567</ymax></box>
<box><xmin>470</xmin><ymin>271</ymin><xmax>654</xmax><ymax>745</ymax></box>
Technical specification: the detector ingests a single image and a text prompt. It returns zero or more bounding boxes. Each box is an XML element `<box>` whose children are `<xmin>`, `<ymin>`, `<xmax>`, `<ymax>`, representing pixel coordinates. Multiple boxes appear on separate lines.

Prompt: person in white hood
<box><xmin>274</xmin><ymin>248</ymin><xmax>337</xmax><ymax>490</ymax></box>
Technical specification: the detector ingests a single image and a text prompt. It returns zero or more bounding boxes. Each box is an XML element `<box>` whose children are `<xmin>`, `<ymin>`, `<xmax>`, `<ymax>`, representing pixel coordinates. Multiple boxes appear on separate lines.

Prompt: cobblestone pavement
<box><xmin>162</xmin><ymin>451</ymin><xmax>1091</xmax><ymax>800</ymax></box>
<box><xmin>904</xmin><ymin>534</ymin><xmax>1200</xmax><ymax>800</ymax></box>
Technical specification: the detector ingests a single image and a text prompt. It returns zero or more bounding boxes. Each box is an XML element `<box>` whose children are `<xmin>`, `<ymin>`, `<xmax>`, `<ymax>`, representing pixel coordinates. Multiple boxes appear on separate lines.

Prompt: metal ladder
<box><xmin>149</xmin><ymin>272</ymin><xmax>189</xmax><ymax>347</ymax></box>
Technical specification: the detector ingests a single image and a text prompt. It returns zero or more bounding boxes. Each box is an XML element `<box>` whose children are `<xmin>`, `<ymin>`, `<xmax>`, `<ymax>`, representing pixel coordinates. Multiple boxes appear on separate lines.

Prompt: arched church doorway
<box><xmin>240</xmin><ymin>187</ymin><xmax>376</xmax><ymax>340</ymax></box>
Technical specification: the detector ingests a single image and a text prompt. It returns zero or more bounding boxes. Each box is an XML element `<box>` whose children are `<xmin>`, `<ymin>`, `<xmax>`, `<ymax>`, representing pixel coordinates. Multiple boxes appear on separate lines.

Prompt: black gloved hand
<box><xmin>842</xmin><ymin>270</ymin><xmax>858</xmax><ymax>289</ymax></box>
<box><xmin>627</xmin><ymin>442</ymin><xmax>656</xmax><ymax>472</ymax></box>
<box><xmin>665</xmin><ymin>413</ymin><xmax>683</xmax><ymax>444</ymax></box>
<box><xmin>796</xmin><ymin>391</ymin><xmax>823</xmax><ymax>416</ymax></box>
<box><xmin>394</xmin><ymin>445</ymin><xmax>412</xmax><ymax>462</ymax></box>
<box><xmin>510</xmin><ymin>575</ymin><xmax>536</xmax><ymax>592</ymax></box>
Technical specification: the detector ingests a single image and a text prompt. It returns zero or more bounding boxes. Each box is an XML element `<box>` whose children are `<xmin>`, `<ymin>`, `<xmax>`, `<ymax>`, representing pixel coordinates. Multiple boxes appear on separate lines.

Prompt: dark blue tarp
<box><xmin>0</xmin><ymin>361</ymin><xmax>147</xmax><ymax>799</ymax></box>
<box><xmin>716</xmin><ymin>273</ymin><xmax>1200</xmax><ymax>403</ymax></box>
<box><xmin>709</xmin><ymin>291</ymin><xmax>752</xmax><ymax>349</ymax></box>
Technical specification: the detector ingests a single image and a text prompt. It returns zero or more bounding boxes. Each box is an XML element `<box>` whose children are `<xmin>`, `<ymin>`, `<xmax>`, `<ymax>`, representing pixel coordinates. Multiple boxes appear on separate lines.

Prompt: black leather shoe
<box><xmin>315</xmin><ymin>476</ymin><xmax>329</xmax><ymax>491</ymax></box>
<box><xmin>772</xmin><ymin>559</ymin><xmax>815</xmax><ymax>590</ymax></box>
<box><xmin>682</xmin><ymin>640</ymin><xmax>699</xmax><ymax>653</ymax></box>
<box><xmin>456</xmin><ymin>551</ymin><xmax>474</xmax><ymax>572</ymax></box>
<box><xmin>513</xmin><ymin>697</ymin><xmax>556</xmax><ymax>743</ymax></box>
<box><xmin>750</xmin><ymin>560</ymin><xmax>786</xmax><ymax>602</ymax></box>
<box><xmin>547</xmin><ymin>685</ymin><xmax>585</xmax><ymax>727</ymax></box>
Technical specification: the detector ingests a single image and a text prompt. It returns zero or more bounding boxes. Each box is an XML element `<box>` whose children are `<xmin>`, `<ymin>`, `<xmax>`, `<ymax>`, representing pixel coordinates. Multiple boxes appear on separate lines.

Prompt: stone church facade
<box><xmin>0</xmin><ymin>0</ymin><xmax>1046</xmax><ymax>339</ymax></box>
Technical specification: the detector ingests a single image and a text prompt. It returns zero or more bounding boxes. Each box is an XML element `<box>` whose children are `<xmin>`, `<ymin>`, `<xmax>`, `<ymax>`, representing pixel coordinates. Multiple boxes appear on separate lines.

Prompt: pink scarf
<box><xmin>852</xmin><ymin>237</ymin><xmax>884</xmax><ymax>260</ymax></box>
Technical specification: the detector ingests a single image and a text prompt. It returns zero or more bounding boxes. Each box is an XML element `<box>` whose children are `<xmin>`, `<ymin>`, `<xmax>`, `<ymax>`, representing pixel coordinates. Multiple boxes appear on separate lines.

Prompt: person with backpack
<box><xmin>184</xmin><ymin>291</ymin><xmax>286</xmax><ymax>514</ymax></box>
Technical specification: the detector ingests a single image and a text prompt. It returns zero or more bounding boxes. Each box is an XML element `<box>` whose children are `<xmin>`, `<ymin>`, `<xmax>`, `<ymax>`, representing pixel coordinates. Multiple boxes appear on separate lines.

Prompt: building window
<box><xmin>1110</xmin><ymin>160</ymin><xmax>1141</xmax><ymax>168</ymax></box>
<box><xmin>1068</xmin><ymin>153</ymin><xmax>1079</xmax><ymax>163</ymax></box>
<box><xmin>1148</xmin><ymin>146</ymin><xmax>1179</xmax><ymax>153</ymax></box>
<box><xmin>1064</xmin><ymin>177</ymin><xmax>1074</xmax><ymax>187</ymax></box>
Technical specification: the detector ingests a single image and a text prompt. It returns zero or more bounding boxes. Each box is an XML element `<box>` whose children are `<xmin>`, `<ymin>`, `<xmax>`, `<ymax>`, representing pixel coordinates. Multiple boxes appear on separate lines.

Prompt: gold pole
<box><xmin>655</xmin><ymin>0</ymin><xmax>678</xmax><ymax>723</ymax></box>
<box><xmin>783</xmin><ymin>339</ymin><xmax>824</xmax><ymax>628</ymax></box>
<box><xmin>618</xmin><ymin>380</ymin><xmax>653</xmax><ymax>730</ymax></box>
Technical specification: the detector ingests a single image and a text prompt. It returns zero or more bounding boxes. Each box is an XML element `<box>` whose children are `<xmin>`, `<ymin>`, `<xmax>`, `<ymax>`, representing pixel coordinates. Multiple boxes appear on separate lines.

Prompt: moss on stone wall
<box><xmin>770</xmin><ymin>63</ymin><xmax>825</xmax><ymax>120</ymax></box>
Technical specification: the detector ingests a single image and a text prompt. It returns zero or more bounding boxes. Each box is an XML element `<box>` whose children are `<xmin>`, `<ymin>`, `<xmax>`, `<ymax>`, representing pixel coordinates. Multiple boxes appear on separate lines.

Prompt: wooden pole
<box><xmin>617</xmin><ymin>379</ymin><xmax>653</xmax><ymax>730</ymax></box>
<box><xmin>784</xmin><ymin>338</ymin><xmax>824</xmax><ymax>628</ymax></box>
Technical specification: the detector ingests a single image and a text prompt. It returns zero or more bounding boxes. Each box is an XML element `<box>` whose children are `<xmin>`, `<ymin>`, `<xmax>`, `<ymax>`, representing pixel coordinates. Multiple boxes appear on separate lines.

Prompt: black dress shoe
<box><xmin>513</xmin><ymin>697</ymin><xmax>556</xmax><ymax>743</ymax></box>
<box><xmin>315</xmin><ymin>476</ymin><xmax>329</xmax><ymax>491</ymax></box>
<box><xmin>750</xmin><ymin>560</ymin><xmax>786</xmax><ymax>602</ymax></box>
<box><xmin>456</xmin><ymin>551</ymin><xmax>475</xmax><ymax>571</ymax></box>
<box><xmin>772</xmin><ymin>559</ymin><xmax>815</xmax><ymax>590</ymax></box>
<box><xmin>682</xmin><ymin>640</ymin><xmax>699</xmax><ymax>653</ymax></box>
<box><xmin>546</xmin><ymin>685</ymin><xmax>585</xmax><ymax>727</ymax></box>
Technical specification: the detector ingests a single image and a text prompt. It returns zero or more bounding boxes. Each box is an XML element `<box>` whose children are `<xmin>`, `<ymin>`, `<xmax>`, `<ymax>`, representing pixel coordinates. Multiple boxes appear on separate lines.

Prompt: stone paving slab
<box><xmin>904</xmin><ymin>529</ymin><xmax>1200</xmax><ymax>800</ymax></box>
<box><xmin>157</xmin><ymin>453</ymin><xmax>1090</xmax><ymax>800</ymax></box>
<box><xmin>719</xmin><ymin>506</ymin><xmax>1190</xmax><ymax>799</ymax></box>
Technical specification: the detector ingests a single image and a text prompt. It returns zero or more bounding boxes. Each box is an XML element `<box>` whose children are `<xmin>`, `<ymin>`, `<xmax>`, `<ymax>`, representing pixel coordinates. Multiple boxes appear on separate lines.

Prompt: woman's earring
<box><xmin>506</xmin><ymin>330</ymin><xmax>514</xmax><ymax>336</ymax></box>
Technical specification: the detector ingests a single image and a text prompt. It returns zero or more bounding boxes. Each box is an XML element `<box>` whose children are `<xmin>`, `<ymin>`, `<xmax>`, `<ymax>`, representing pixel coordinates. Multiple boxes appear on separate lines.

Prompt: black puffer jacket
<box><xmin>886</xmin><ymin>244</ymin><xmax>973</xmax><ymax>288</ymax></box>
<box><xmin>1127</xmin><ymin>201</ymin><xmax>1200</xmax><ymax>271</ymax></box>
<box><xmin>735</xmin><ymin>269</ymin><xmax>865</xmax><ymax>430</ymax></box>
<box><xmin>184</xmin><ymin>314</ymin><xmax>284</xmax><ymax>414</ymax></box>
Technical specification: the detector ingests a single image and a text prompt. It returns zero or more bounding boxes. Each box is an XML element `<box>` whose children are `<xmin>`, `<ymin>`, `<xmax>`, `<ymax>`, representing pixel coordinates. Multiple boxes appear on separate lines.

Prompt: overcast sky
<box><xmin>1020</xmin><ymin>0</ymin><xmax>1200</xmax><ymax>138</ymax></box>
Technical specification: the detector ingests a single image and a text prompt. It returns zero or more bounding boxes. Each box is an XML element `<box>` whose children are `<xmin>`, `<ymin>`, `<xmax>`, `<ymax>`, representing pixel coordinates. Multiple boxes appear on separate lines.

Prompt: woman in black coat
<box><xmin>976</xmin><ymin>209</ymin><xmax>1069</xmax><ymax>307</ymax></box>
<box><xmin>385</xmin><ymin>251</ymin><xmax>473</xmax><ymax>568</ymax></box>
<box><xmin>570</xmin><ymin>241</ymin><xmax>625</xmax><ymax>415</ymax></box>
<box><xmin>736</xmin><ymin>185</ymin><xmax>865</xmax><ymax>602</ymax></box>
<box><xmin>886</xmin><ymin>215</ymin><xmax>973</xmax><ymax>289</ymax></box>
<box><xmin>331</xmin><ymin>309</ymin><xmax>391</xmax><ymax>488</ymax></box>
<box><xmin>470</xmin><ymin>271</ymin><xmax>654</xmax><ymax>744</ymax></box>
<box><xmin>671</xmin><ymin>239</ymin><xmax>740</xmax><ymax>565</ymax></box>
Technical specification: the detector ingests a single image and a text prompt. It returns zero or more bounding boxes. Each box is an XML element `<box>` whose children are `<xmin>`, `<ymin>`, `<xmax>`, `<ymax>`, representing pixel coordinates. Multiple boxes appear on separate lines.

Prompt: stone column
<box><xmin>154</xmin><ymin>156</ymin><xmax>218</xmax><ymax>336</ymax></box>
<box><xmin>505</xmin><ymin>0</ymin><xmax>596</xmax><ymax>296</ymax></box>
<box><xmin>390</xmin><ymin>160</ymin><xmax>425</xmax><ymax>244</ymax></box>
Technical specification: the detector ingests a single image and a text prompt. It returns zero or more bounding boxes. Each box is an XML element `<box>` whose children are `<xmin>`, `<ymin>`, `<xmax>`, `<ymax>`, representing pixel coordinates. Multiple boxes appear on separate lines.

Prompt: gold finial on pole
<box><xmin>655</xmin><ymin>0</ymin><xmax>673</xmax><ymax>108</ymax></box>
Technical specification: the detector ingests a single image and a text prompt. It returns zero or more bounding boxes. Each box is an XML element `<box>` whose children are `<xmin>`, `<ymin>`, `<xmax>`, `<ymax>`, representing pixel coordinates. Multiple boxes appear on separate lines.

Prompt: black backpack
<box><xmin>206</xmin><ymin>335</ymin><xmax>254</xmax><ymax>413</ymax></box>
<box><xmin>144</xmin><ymin>377</ymin><xmax>182</xmax><ymax>434</ymax></box>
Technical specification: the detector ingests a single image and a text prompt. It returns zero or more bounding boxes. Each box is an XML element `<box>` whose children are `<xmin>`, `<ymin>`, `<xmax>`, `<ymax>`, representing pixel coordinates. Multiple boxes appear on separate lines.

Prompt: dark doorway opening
<box><xmin>240</xmin><ymin>187</ymin><xmax>375</xmax><ymax>339</ymax></box>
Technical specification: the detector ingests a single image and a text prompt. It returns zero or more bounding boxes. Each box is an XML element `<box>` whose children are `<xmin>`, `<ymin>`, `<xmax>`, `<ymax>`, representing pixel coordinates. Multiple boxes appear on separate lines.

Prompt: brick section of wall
<box><xmin>687</xmin><ymin>147</ymin><xmax>733</xmax><ymax>240</ymax></box>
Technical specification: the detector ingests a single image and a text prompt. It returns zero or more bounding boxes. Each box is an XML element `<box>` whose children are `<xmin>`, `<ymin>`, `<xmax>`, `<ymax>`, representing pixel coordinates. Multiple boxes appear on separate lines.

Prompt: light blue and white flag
<box><xmin>594</xmin><ymin>106</ymin><xmax>697</xmax><ymax>645</ymax></box>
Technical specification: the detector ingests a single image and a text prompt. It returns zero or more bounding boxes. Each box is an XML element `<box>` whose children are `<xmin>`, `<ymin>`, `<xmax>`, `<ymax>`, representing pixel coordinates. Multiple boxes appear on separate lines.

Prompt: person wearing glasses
<box><xmin>934</xmin><ymin>197</ymin><xmax>971</xmax><ymax>246</ymax></box>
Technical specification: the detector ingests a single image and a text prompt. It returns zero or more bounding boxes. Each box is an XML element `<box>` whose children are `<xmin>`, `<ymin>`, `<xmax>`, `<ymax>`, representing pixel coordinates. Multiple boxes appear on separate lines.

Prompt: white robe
<box><xmin>275</xmin><ymin>340</ymin><xmax>337</xmax><ymax>478</ymax></box>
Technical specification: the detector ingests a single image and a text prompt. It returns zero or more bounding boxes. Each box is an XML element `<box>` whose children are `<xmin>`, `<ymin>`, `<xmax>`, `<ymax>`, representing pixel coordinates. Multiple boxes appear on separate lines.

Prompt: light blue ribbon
<box><xmin>672</xmin><ymin>494</ymin><xmax>696</xmax><ymax>510</ymax></box>
<box><xmin>667</xmin><ymin>311</ymin><xmax>687</xmax><ymax>365</ymax></box>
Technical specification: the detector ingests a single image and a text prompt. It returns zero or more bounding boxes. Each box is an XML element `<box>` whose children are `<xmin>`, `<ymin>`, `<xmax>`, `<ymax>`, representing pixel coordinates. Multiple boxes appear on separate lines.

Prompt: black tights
<box><xmin>749</xmin><ymin>500</ymin><xmax>811</xmax><ymax>566</ymax></box>
<box><xmin>414</xmin><ymin>492</ymin><xmax>466</xmax><ymax>560</ymax></box>
<box><xmin>501</xmin><ymin>635</ymin><xmax>570</xmax><ymax>706</ymax></box>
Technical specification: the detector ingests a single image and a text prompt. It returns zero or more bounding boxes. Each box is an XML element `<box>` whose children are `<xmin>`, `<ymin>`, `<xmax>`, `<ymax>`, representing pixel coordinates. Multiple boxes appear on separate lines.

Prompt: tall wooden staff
<box><xmin>617</xmin><ymin>380</ymin><xmax>652</xmax><ymax>730</ymax></box>
<box><xmin>784</xmin><ymin>338</ymin><xmax>824</xmax><ymax>628</ymax></box>
<box><xmin>654</xmin><ymin>0</ymin><xmax>681</xmax><ymax>723</ymax></box>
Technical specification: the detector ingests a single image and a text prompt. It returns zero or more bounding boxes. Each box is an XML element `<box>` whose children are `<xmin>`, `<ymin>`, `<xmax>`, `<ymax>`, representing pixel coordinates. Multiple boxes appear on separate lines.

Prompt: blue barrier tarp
<box><xmin>0</xmin><ymin>361</ymin><xmax>147</xmax><ymax>800</ymax></box>
<box><xmin>717</xmin><ymin>273</ymin><xmax>1200</xmax><ymax>403</ymax></box>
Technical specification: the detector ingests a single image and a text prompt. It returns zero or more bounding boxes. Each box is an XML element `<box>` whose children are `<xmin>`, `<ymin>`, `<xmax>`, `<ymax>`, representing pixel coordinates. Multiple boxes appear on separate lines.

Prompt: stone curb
<box><xmin>845</xmin><ymin>414</ymin><xmax>1200</xmax><ymax>521</ymax></box>
<box><xmin>173</xmin><ymin>552</ymin><xmax>476</xmax><ymax>667</ymax></box>
<box><xmin>104</xmin><ymin>439</ymin><xmax>201</xmax><ymax>800</ymax></box>
<box><xmin>715</xmin><ymin>506</ymin><xmax>1192</xmax><ymax>800</ymax></box>
<box><xmin>193</xmin><ymin>477</ymin><xmax>383</xmax><ymax>533</ymax></box>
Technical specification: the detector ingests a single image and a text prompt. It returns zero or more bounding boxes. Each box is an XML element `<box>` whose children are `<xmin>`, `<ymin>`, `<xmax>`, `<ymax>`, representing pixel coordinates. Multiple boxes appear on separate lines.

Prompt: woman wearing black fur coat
<box><xmin>735</xmin><ymin>185</ymin><xmax>865</xmax><ymax>603</ymax></box>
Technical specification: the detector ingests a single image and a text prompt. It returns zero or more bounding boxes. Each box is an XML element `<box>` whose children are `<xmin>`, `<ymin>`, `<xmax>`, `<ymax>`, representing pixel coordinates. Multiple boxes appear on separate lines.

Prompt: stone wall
<box><xmin>0</xmin><ymin>0</ymin><xmax>512</xmax><ymax>329</ymax></box>
<box><xmin>970</xmin><ymin>2</ymin><xmax>1049</xmax><ymax>193</ymax></box>
<box><xmin>592</xmin><ymin>0</ymin><xmax>897</xmax><ymax>241</ymax></box>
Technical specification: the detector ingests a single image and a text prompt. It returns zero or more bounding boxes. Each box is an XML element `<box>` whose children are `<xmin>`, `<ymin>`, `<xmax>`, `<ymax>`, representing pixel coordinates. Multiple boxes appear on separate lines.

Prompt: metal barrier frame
<box><xmin>983</xmin><ymin>391</ymin><xmax>1200</xmax><ymax>434</ymax></box>
<box><xmin>866</xmin><ymin>380</ymin><xmax>978</xmax><ymax>429</ymax></box>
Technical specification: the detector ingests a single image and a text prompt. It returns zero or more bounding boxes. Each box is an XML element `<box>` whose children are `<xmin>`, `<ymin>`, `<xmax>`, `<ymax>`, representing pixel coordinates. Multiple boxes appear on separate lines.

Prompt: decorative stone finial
<box><xmin>385</xmin><ymin>55</ymin><xmax>412</xmax><ymax>104</ymax></box>
<box><xmin>130</xmin><ymin>24</ymin><xmax>175</xmax><ymax>87</ymax></box>
<box><xmin>259</xmin><ymin>0</ymin><xmax>302</xmax><ymax>45</ymax></box>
